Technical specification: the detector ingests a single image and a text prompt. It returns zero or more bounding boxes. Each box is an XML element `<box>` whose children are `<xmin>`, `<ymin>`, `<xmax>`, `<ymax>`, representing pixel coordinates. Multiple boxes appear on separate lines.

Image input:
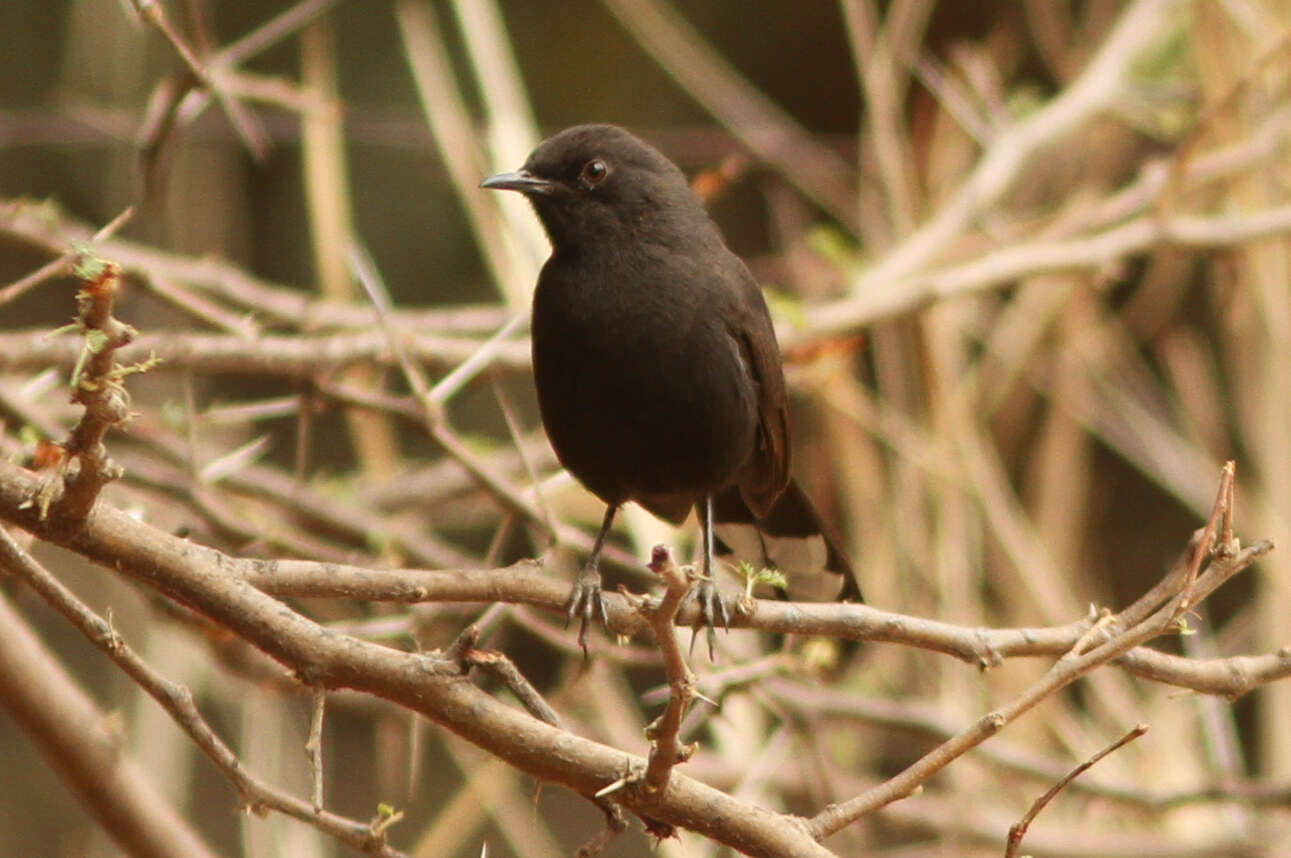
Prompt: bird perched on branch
<box><xmin>483</xmin><ymin>124</ymin><xmax>858</xmax><ymax>650</ymax></box>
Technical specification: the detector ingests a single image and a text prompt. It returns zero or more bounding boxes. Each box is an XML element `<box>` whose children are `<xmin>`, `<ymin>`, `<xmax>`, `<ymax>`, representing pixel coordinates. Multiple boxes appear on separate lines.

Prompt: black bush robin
<box><xmin>482</xmin><ymin>124</ymin><xmax>859</xmax><ymax>651</ymax></box>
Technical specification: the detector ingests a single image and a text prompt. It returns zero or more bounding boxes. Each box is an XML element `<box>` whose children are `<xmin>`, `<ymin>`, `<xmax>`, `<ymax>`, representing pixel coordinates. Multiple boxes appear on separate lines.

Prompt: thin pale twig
<box><xmin>1004</xmin><ymin>724</ymin><xmax>1149</xmax><ymax>858</ymax></box>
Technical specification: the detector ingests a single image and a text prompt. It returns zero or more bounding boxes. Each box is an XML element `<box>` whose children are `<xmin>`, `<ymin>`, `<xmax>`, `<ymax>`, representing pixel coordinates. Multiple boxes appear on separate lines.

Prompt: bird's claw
<box><xmin>565</xmin><ymin>565</ymin><xmax>609</xmax><ymax>658</ymax></box>
<box><xmin>684</xmin><ymin>577</ymin><xmax>733</xmax><ymax>661</ymax></box>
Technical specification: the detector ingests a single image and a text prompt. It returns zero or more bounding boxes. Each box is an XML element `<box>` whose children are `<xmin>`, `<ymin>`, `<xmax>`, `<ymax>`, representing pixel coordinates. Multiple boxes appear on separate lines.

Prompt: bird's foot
<box><xmin>684</xmin><ymin>576</ymin><xmax>737</xmax><ymax>660</ymax></box>
<box><xmin>565</xmin><ymin>564</ymin><xmax>609</xmax><ymax>657</ymax></box>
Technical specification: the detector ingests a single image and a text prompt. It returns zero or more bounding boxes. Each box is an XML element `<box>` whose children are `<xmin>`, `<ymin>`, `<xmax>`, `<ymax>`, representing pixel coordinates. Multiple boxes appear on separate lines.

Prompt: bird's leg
<box><xmin>567</xmin><ymin>503</ymin><xmax>617</xmax><ymax>654</ymax></box>
<box><xmin>688</xmin><ymin>495</ymin><xmax>730</xmax><ymax>659</ymax></box>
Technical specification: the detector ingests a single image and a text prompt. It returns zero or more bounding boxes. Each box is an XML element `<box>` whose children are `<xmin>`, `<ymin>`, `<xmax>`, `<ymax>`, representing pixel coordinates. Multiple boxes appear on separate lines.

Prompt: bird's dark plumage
<box><xmin>482</xmin><ymin>124</ymin><xmax>857</xmax><ymax>645</ymax></box>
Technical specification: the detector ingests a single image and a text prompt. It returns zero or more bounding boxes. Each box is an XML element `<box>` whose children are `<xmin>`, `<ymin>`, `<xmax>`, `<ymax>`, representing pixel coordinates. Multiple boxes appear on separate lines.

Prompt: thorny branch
<box><xmin>0</xmin><ymin>458</ymin><xmax>839</xmax><ymax>858</ymax></box>
<box><xmin>637</xmin><ymin>546</ymin><xmax>697</xmax><ymax>797</ymax></box>
<box><xmin>0</xmin><ymin>449</ymin><xmax>1278</xmax><ymax>857</ymax></box>
<box><xmin>4</xmin><ymin>2</ymin><xmax>1291</xmax><ymax>854</ymax></box>
<box><xmin>0</xmin><ymin>524</ymin><xmax>409</xmax><ymax>858</ymax></box>
<box><xmin>804</xmin><ymin>460</ymin><xmax>1256</xmax><ymax>839</ymax></box>
<box><xmin>31</xmin><ymin>253</ymin><xmax>159</xmax><ymax>523</ymax></box>
<box><xmin>222</xmin><ymin>548</ymin><xmax>1285</xmax><ymax>697</ymax></box>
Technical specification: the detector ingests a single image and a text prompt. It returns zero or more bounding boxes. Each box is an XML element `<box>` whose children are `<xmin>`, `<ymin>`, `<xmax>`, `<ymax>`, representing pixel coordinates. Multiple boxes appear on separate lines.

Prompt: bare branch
<box><xmin>638</xmin><ymin>546</ymin><xmax>698</xmax><ymax>796</ymax></box>
<box><xmin>0</xmin><ymin>524</ymin><xmax>407</xmax><ymax>857</ymax></box>
<box><xmin>0</xmin><ymin>579</ymin><xmax>221</xmax><ymax>858</ymax></box>
<box><xmin>1004</xmin><ymin>723</ymin><xmax>1149</xmax><ymax>858</ymax></box>
<box><xmin>0</xmin><ymin>461</ymin><xmax>838</xmax><ymax>858</ymax></box>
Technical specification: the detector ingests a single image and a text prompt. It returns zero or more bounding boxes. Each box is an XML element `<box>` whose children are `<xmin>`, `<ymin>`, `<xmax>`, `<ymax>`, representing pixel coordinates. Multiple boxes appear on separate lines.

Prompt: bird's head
<box><xmin>481</xmin><ymin>124</ymin><xmax>704</xmax><ymax>251</ymax></box>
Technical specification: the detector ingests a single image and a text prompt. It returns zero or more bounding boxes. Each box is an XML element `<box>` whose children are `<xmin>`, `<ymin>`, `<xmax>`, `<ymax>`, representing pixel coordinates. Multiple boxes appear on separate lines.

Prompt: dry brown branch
<box><xmin>0</xmin><ymin>524</ymin><xmax>406</xmax><ymax>857</ymax></box>
<box><xmin>36</xmin><ymin>255</ymin><xmax>152</xmax><ymax>523</ymax></box>
<box><xmin>8</xmin><ymin>3</ymin><xmax>1291</xmax><ymax>853</ymax></box>
<box><xmin>854</xmin><ymin>0</ymin><xmax>1177</xmax><ymax>287</ymax></box>
<box><xmin>0</xmin><ymin>584</ymin><xmax>221</xmax><ymax>858</ymax></box>
<box><xmin>637</xmin><ymin>546</ymin><xmax>697</xmax><ymax>796</ymax></box>
<box><xmin>803</xmin><ymin>201</ymin><xmax>1291</xmax><ymax>340</ymax></box>
<box><xmin>305</xmin><ymin>685</ymin><xmax>327</xmax><ymax>811</ymax></box>
<box><xmin>0</xmin><ymin>206</ymin><xmax>133</xmax><ymax>309</ymax></box>
<box><xmin>806</xmin><ymin>465</ymin><xmax>1257</xmax><ymax>839</ymax></box>
<box><xmin>226</xmin><ymin>549</ymin><xmax>1282</xmax><ymax>696</ymax></box>
<box><xmin>0</xmin><ymin>453</ymin><xmax>1278</xmax><ymax>855</ymax></box>
<box><xmin>0</xmin><ymin>328</ymin><xmax>528</xmax><ymax>378</ymax></box>
<box><xmin>457</xmin><ymin>629</ymin><xmax>564</xmax><ymax>729</ymax></box>
<box><xmin>129</xmin><ymin>0</ymin><xmax>270</xmax><ymax>160</ymax></box>
<box><xmin>0</xmin><ymin>201</ymin><xmax>510</xmax><ymax>335</ymax></box>
<box><xmin>760</xmin><ymin>678</ymin><xmax>1291</xmax><ymax>810</ymax></box>
<box><xmin>1004</xmin><ymin>723</ymin><xmax>1149</xmax><ymax>858</ymax></box>
<box><xmin>601</xmin><ymin>0</ymin><xmax>862</xmax><ymax>232</ymax></box>
<box><xmin>0</xmin><ymin>460</ymin><xmax>837</xmax><ymax>858</ymax></box>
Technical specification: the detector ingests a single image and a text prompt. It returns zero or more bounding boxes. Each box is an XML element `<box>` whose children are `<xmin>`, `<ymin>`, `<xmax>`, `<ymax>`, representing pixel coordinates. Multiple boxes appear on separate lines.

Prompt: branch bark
<box><xmin>0</xmin><ymin>589</ymin><xmax>221</xmax><ymax>858</ymax></box>
<box><xmin>0</xmin><ymin>460</ymin><xmax>836</xmax><ymax>858</ymax></box>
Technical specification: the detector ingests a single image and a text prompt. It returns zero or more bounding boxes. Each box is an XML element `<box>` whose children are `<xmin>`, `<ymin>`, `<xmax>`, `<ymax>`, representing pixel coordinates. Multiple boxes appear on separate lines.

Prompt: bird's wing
<box><xmin>728</xmin><ymin>264</ymin><xmax>791</xmax><ymax>517</ymax></box>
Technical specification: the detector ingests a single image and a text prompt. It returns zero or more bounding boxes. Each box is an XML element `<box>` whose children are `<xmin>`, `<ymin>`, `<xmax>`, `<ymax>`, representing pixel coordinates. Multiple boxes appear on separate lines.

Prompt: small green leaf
<box><xmin>735</xmin><ymin>560</ymin><xmax>787</xmax><ymax>595</ymax></box>
<box><xmin>73</xmin><ymin>246</ymin><xmax>109</xmax><ymax>281</ymax></box>
<box><xmin>751</xmin><ymin>567</ymin><xmax>787</xmax><ymax>589</ymax></box>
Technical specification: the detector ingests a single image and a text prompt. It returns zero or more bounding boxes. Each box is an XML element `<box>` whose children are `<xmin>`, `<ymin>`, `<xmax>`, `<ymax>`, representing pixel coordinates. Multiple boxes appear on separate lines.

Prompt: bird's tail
<box><xmin>712</xmin><ymin>480</ymin><xmax>861</xmax><ymax>602</ymax></box>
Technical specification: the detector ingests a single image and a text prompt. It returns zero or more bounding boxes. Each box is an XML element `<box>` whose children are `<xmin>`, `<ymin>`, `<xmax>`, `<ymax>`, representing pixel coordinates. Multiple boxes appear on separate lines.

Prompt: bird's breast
<box><xmin>530</xmin><ymin>252</ymin><xmax>758</xmax><ymax>503</ymax></box>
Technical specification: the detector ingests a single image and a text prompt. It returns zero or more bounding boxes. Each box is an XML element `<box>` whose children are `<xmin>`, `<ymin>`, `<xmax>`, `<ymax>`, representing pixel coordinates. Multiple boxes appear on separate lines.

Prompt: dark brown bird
<box><xmin>482</xmin><ymin>124</ymin><xmax>857</xmax><ymax>648</ymax></box>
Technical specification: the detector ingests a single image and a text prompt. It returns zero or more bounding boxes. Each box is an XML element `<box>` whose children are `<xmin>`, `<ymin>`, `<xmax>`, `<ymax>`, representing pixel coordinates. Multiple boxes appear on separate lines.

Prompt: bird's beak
<box><xmin>480</xmin><ymin>169</ymin><xmax>554</xmax><ymax>195</ymax></box>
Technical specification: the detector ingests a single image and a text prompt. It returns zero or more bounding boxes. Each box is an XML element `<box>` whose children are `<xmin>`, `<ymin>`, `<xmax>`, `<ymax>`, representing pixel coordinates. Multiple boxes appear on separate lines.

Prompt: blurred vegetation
<box><xmin>2</xmin><ymin>1</ymin><xmax>1291</xmax><ymax>856</ymax></box>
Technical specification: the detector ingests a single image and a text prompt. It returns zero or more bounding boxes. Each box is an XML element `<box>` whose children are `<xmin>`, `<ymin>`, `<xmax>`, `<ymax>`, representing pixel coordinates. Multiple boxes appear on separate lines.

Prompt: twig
<box><xmin>306</xmin><ymin>686</ymin><xmax>327</xmax><ymax>811</ymax></box>
<box><xmin>1004</xmin><ymin>723</ymin><xmax>1149</xmax><ymax>858</ymax></box>
<box><xmin>803</xmin><ymin>201</ymin><xmax>1291</xmax><ymax>340</ymax></box>
<box><xmin>491</xmin><ymin>380</ymin><xmax>557</xmax><ymax>547</ymax></box>
<box><xmin>0</xmin><ymin>459</ymin><xmax>839</xmax><ymax>858</ymax></box>
<box><xmin>0</xmin><ymin>200</ymin><xmax>511</xmax><ymax>334</ymax></box>
<box><xmin>805</xmin><ymin>465</ymin><xmax>1262</xmax><ymax>840</ymax></box>
<box><xmin>1179</xmin><ymin>461</ymin><xmax>1236</xmax><ymax>613</ymax></box>
<box><xmin>112</xmin><ymin>429</ymin><xmax>475</xmax><ymax>568</ymax></box>
<box><xmin>638</xmin><ymin>546</ymin><xmax>698</xmax><ymax>796</ymax></box>
<box><xmin>395</xmin><ymin>0</ymin><xmax>533</xmax><ymax>307</ymax></box>
<box><xmin>0</xmin><ymin>524</ymin><xmax>408</xmax><ymax>857</ymax></box>
<box><xmin>576</xmin><ymin>798</ymin><xmax>628</xmax><ymax>858</ymax></box>
<box><xmin>0</xmin><ymin>326</ymin><xmax>529</xmax><ymax>378</ymax></box>
<box><xmin>1156</xmin><ymin>29</ymin><xmax>1291</xmax><ymax>216</ymax></box>
<box><xmin>447</xmin><ymin>0</ymin><xmax>548</xmax><ymax>266</ymax></box>
<box><xmin>348</xmin><ymin>239</ymin><xmax>553</xmax><ymax>537</ymax></box>
<box><xmin>853</xmin><ymin>0</ymin><xmax>1175</xmax><ymax>291</ymax></box>
<box><xmin>230</xmin><ymin>542</ymin><xmax>1282</xmax><ymax>697</ymax></box>
<box><xmin>601</xmin><ymin>0</ymin><xmax>861</xmax><ymax>233</ymax></box>
<box><xmin>130</xmin><ymin>0</ymin><xmax>270</xmax><ymax>160</ymax></box>
<box><xmin>220</xmin><ymin>0</ymin><xmax>346</xmax><ymax>67</ymax></box>
<box><xmin>0</xmin><ymin>206</ymin><xmax>133</xmax><ymax>309</ymax></box>
<box><xmin>43</xmin><ymin>254</ymin><xmax>153</xmax><ymax>522</ymax></box>
<box><xmin>0</xmin><ymin>575</ymin><xmax>222</xmax><ymax>858</ymax></box>
<box><xmin>428</xmin><ymin>312</ymin><xmax>527</xmax><ymax>405</ymax></box>
<box><xmin>451</xmin><ymin>625</ymin><xmax>564</xmax><ymax>729</ymax></box>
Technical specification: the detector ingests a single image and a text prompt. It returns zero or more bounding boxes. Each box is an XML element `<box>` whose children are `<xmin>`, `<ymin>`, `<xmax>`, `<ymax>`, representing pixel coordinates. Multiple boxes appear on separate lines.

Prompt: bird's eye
<box><xmin>580</xmin><ymin>158</ymin><xmax>608</xmax><ymax>187</ymax></box>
